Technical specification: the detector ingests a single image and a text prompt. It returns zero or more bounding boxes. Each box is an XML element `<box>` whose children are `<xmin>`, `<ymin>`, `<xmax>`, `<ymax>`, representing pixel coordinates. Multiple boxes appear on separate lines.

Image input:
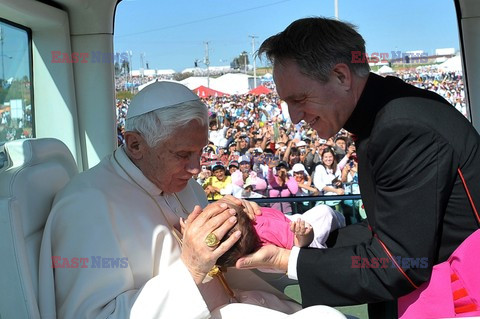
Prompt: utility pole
<box><xmin>243</xmin><ymin>53</ymin><xmax>247</xmax><ymax>74</ymax></box>
<box><xmin>204</xmin><ymin>41</ymin><xmax>210</xmax><ymax>88</ymax></box>
<box><xmin>140</xmin><ymin>52</ymin><xmax>145</xmax><ymax>78</ymax></box>
<box><xmin>128</xmin><ymin>50</ymin><xmax>133</xmax><ymax>93</ymax></box>
<box><xmin>334</xmin><ymin>0</ymin><xmax>339</xmax><ymax>20</ymax></box>
<box><xmin>249</xmin><ymin>35</ymin><xmax>258</xmax><ymax>88</ymax></box>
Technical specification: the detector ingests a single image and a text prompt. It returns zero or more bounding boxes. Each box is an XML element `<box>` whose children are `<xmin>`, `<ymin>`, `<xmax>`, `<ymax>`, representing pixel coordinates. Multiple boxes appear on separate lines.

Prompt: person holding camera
<box><xmin>267</xmin><ymin>159</ymin><xmax>298</xmax><ymax>214</ymax></box>
<box><xmin>224</xmin><ymin>127</ymin><xmax>236</xmax><ymax>148</ymax></box>
<box><xmin>291</xmin><ymin>163</ymin><xmax>320</xmax><ymax>214</ymax></box>
<box><xmin>340</xmin><ymin>150</ymin><xmax>363</xmax><ymax>224</ymax></box>
<box><xmin>235</xmin><ymin>132</ymin><xmax>250</xmax><ymax>156</ymax></box>
<box><xmin>313</xmin><ymin>147</ymin><xmax>345</xmax><ymax>212</ymax></box>
<box><xmin>282</xmin><ymin>138</ymin><xmax>302</xmax><ymax>169</ymax></box>
<box><xmin>231</xmin><ymin>155</ymin><xmax>268</xmax><ymax>197</ymax></box>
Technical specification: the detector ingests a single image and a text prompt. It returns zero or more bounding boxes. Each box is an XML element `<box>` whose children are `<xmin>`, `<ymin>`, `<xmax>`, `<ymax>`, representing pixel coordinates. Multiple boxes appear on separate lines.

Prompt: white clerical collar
<box><xmin>112</xmin><ymin>146</ymin><xmax>163</xmax><ymax>196</ymax></box>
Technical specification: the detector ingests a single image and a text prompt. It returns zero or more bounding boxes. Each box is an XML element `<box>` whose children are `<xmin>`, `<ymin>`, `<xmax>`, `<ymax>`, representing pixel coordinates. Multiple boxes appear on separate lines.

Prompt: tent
<box><xmin>138</xmin><ymin>79</ymin><xmax>179</xmax><ymax>91</ymax></box>
<box><xmin>248</xmin><ymin>85</ymin><xmax>272</xmax><ymax>95</ymax></box>
<box><xmin>261</xmin><ymin>73</ymin><xmax>273</xmax><ymax>82</ymax></box>
<box><xmin>437</xmin><ymin>55</ymin><xmax>462</xmax><ymax>72</ymax></box>
<box><xmin>213</xmin><ymin>73</ymin><xmax>250</xmax><ymax>95</ymax></box>
<box><xmin>193</xmin><ymin>85</ymin><xmax>227</xmax><ymax>98</ymax></box>
<box><xmin>377</xmin><ymin>65</ymin><xmax>395</xmax><ymax>75</ymax></box>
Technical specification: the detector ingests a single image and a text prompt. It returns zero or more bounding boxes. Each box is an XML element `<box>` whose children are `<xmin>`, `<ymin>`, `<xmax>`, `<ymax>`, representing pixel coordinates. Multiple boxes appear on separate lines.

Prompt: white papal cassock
<box><xmin>38</xmin><ymin>147</ymin><xmax>345</xmax><ymax>319</ymax></box>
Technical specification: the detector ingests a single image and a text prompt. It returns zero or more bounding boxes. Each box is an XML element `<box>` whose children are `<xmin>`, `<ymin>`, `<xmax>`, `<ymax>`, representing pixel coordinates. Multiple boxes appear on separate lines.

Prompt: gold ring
<box><xmin>205</xmin><ymin>232</ymin><xmax>220</xmax><ymax>247</ymax></box>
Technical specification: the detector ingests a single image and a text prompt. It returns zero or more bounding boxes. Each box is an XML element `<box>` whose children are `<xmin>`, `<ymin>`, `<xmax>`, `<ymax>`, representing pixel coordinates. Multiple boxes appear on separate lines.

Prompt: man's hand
<box><xmin>235</xmin><ymin>245</ymin><xmax>290</xmax><ymax>272</ymax></box>
<box><xmin>347</xmin><ymin>144</ymin><xmax>356</xmax><ymax>157</ymax></box>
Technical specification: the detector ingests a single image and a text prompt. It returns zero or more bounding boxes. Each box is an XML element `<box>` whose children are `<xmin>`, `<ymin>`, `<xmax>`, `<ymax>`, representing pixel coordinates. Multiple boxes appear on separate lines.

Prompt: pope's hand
<box><xmin>218</xmin><ymin>195</ymin><xmax>262</xmax><ymax>221</ymax></box>
<box><xmin>181</xmin><ymin>203</ymin><xmax>240</xmax><ymax>285</ymax></box>
<box><xmin>235</xmin><ymin>245</ymin><xmax>290</xmax><ymax>273</ymax></box>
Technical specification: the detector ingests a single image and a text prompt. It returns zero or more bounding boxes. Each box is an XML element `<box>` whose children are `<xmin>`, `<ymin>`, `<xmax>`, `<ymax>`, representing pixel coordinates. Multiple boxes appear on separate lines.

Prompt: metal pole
<box><xmin>204</xmin><ymin>41</ymin><xmax>210</xmax><ymax>88</ymax></box>
<box><xmin>249</xmin><ymin>35</ymin><xmax>258</xmax><ymax>88</ymax></box>
<box><xmin>334</xmin><ymin>0</ymin><xmax>339</xmax><ymax>20</ymax></box>
<box><xmin>244</xmin><ymin>53</ymin><xmax>247</xmax><ymax>74</ymax></box>
<box><xmin>140</xmin><ymin>52</ymin><xmax>144</xmax><ymax>79</ymax></box>
<box><xmin>128</xmin><ymin>50</ymin><xmax>133</xmax><ymax>93</ymax></box>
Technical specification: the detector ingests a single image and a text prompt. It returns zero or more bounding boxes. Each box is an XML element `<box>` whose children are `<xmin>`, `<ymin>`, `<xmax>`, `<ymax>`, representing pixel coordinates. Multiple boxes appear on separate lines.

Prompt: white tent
<box><xmin>143</xmin><ymin>69</ymin><xmax>157</xmax><ymax>77</ymax></box>
<box><xmin>212</xmin><ymin>73</ymin><xmax>250</xmax><ymax>95</ymax></box>
<box><xmin>139</xmin><ymin>73</ymin><xmax>252</xmax><ymax>95</ymax></box>
<box><xmin>156</xmin><ymin>69</ymin><xmax>176</xmax><ymax>76</ymax></box>
<box><xmin>180</xmin><ymin>77</ymin><xmax>210</xmax><ymax>90</ymax></box>
<box><xmin>437</xmin><ymin>55</ymin><xmax>462</xmax><ymax>72</ymax></box>
<box><xmin>377</xmin><ymin>65</ymin><xmax>394</xmax><ymax>75</ymax></box>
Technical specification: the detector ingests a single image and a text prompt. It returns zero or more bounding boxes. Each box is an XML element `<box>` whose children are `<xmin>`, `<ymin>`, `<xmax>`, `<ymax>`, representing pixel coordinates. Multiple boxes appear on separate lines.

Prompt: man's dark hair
<box><xmin>257</xmin><ymin>17</ymin><xmax>370</xmax><ymax>82</ymax></box>
<box><xmin>216</xmin><ymin>204</ymin><xmax>261</xmax><ymax>268</ymax></box>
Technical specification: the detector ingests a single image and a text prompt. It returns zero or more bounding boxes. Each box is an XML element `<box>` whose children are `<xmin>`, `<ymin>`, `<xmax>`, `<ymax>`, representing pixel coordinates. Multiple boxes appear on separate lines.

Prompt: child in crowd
<box><xmin>213</xmin><ymin>202</ymin><xmax>345</xmax><ymax>268</ymax></box>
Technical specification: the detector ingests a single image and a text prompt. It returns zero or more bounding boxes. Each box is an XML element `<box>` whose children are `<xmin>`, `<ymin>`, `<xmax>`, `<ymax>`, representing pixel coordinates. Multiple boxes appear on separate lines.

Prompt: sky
<box><xmin>114</xmin><ymin>0</ymin><xmax>460</xmax><ymax>73</ymax></box>
<box><xmin>0</xmin><ymin>22</ymin><xmax>30</xmax><ymax>80</ymax></box>
<box><xmin>0</xmin><ymin>0</ymin><xmax>460</xmax><ymax>79</ymax></box>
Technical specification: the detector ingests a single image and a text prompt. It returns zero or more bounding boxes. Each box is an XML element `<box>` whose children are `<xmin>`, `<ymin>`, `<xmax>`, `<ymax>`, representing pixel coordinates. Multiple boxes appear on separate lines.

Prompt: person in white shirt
<box><xmin>38</xmin><ymin>81</ymin><xmax>345</xmax><ymax>319</ymax></box>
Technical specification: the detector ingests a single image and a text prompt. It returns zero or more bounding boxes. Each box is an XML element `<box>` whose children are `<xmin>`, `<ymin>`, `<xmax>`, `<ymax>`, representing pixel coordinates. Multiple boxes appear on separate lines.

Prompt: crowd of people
<box><xmin>115</xmin><ymin>69</ymin><xmax>465</xmax><ymax>223</ymax></box>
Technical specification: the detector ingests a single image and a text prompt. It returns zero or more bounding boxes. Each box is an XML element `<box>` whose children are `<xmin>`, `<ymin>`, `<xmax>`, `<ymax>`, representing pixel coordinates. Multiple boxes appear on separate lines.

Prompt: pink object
<box><xmin>398</xmin><ymin>229</ymin><xmax>480</xmax><ymax>318</ymax></box>
<box><xmin>253</xmin><ymin>207</ymin><xmax>294</xmax><ymax>249</ymax></box>
<box><xmin>399</xmin><ymin>169</ymin><xmax>480</xmax><ymax>318</ymax></box>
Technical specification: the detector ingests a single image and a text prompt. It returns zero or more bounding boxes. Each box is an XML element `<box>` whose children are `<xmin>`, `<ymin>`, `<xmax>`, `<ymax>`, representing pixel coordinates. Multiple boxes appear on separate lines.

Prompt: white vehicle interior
<box><xmin>0</xmin><ymin>138</ymin><xmax>77</xmax><ymax>318</ymax></box>
<box><xmin>0</xmin><ymin>0</ymin><xmax>479</xmax><ymax>317</ymax></box>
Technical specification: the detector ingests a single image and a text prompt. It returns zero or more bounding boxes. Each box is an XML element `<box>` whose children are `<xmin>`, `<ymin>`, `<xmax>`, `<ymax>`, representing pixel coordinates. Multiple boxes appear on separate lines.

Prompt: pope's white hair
<box><xmin>124</xmin><ymin>100</ymin><xmax>208</xmax><ymax>147</ymax></box>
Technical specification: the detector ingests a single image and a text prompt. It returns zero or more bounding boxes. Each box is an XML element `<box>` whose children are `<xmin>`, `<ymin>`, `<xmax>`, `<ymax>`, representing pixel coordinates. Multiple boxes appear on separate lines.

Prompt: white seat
<box><xmin>0</xmin><ymin>138</ymin><xmax>78</xmax><ymax>318</ymax></box>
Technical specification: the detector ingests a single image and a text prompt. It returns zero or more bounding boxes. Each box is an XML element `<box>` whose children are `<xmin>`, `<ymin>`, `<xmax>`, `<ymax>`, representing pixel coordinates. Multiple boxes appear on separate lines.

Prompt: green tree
<box><xmin>4</xmin><ymin>80</ymin><xmax>31</xmax><ymax>106</ymax></box>
<box><xmin>116</xmin><ymin>90</ymin><xmax>134</xmax><ymax>100</ymax></box>
<box><xmin>121</xmin><ymin>59</ymin><xmax>130</xmax><ymax>75</ymax></box>
<box><xmin>173</xmin><ymin>72</ymin><xmax>193</xmax><ymax>81</ymax></box>
<box><xmin>114</xmin><ymin>62</ymin><xmax>122</xmax><ymax>77</ymax></box>
<box><xmin>231</xmin><ymin>51</ymin><xmax>249</xmax><ymax>71</ymax></box>
<box><xmin>0</xmin><ymin>86</ymin><xmax>6</xmax><ymax>105</ymax></box>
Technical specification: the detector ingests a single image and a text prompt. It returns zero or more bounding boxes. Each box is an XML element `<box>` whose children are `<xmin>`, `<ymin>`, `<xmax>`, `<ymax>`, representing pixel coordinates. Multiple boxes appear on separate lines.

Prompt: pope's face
<box><xmin>140</xmin><ymin>120</ymin><xmax>208</xmax><ymax>193</ymax></box>
<box><xmin>273</xmin><ymin>59</ymin><xmax>354</xmax><ymax>139</ymax></box>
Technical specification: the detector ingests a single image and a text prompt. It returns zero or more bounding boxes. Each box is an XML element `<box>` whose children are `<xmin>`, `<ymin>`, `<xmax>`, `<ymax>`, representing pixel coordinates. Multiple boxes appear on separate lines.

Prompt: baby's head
<box><xmin>216</xmin><ymin>203</ymin><xmax>261</xmax><ymax>268</ymax></box>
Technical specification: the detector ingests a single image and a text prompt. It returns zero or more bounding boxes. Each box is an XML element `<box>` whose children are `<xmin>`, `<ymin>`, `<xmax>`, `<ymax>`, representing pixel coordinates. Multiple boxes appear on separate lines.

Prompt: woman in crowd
<box><xmin>291</xmin><ymin>163</ymin><xmax>319</xmax><ymax>214</ymax></box>
<box><xmin>313</xmin><ymin>147</ymin><xmax>344</xmax><ymax>212</ymax></box>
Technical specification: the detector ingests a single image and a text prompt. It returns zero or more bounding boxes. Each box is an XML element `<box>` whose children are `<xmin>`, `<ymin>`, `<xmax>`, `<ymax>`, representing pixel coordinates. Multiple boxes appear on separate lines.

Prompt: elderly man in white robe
<box><xmin>38</xmin><ymin>81</ymin><xmax>345</xmax><ymax>319</ymax></box>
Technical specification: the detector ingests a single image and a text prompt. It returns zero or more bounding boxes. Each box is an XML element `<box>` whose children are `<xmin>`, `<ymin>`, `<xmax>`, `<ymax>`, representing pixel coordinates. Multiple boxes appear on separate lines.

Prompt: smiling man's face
<box><xmin>273</xmin><ymin>58</ymin><xmax>355</xmax><ymax>139</ymax></box>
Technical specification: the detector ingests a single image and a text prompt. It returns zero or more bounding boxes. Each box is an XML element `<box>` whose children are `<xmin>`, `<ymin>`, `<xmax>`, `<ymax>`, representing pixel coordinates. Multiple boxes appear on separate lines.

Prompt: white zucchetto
<box><xmin>126</xmin><ymin>81</ymin><xmax>200</xmax><ymax>119</ymax></box>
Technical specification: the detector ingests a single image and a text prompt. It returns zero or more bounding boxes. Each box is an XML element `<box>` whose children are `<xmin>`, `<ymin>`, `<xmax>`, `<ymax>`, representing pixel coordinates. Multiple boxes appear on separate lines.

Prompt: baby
<box><xmin>216</xmin><ymin>203</ymin><xmax>344</xmax><ymax>268</ymax></box>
